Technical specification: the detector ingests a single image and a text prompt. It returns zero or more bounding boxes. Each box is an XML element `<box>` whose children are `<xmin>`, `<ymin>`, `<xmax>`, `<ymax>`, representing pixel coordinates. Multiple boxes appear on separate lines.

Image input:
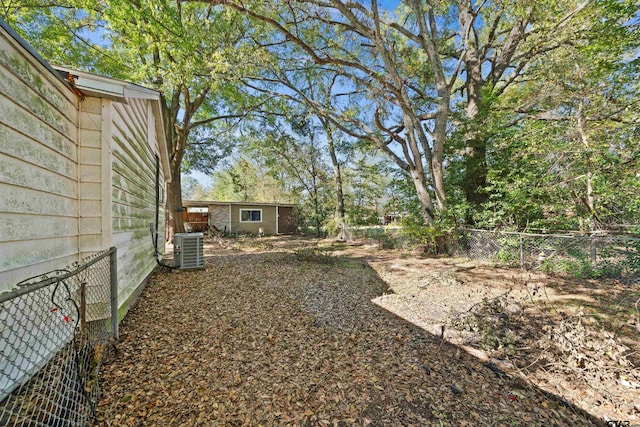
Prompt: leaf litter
<box><xmin>95</xmin><ymin>237</ymin><xmax>608</xmax><ymax>426</ymax></box>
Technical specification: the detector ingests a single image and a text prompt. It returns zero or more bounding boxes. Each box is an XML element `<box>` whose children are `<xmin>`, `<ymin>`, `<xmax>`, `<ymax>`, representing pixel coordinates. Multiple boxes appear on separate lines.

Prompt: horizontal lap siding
<box><xmin>231</xmin><ymin>205</ymin><xmax>277</xmax><ymax>235</ymax></box>
<box><xmin>78</xmin><ymin>97</ymin><xmax>104</xmax><ymax>257</ymax></box>
<box><xmin>111</xmin><ymin>98</ymin><xmax>159</xmax><ymax>309</ymax></box>
<box><xmin>0</xmin><ymin>32</ymin><xmax>79</xmax><ymax>290</ymax></box>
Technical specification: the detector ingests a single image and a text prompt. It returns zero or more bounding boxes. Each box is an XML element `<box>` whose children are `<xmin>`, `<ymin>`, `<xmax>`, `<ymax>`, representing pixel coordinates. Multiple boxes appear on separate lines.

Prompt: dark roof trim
<box><xmin>183</xmin><ymin>200</ymin><xmax>296</xmax><ymax>208</ymax></box>
<box><xmin>0</xmin><ymin>18</ymin><xmax>72</xmax><ymax>90</ymax></box>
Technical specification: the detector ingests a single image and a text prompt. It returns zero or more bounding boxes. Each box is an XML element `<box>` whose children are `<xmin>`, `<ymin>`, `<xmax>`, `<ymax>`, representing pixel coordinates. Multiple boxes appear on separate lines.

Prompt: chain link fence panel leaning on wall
<box><xmin>458</xmin><ymin>229</ymin><xmax>640</xmax><ymax>284</ymax></box>
<box><xmin>0</xmin><ymin>247</ymin><xmax>118</xmax><ymax>426</ymax></box>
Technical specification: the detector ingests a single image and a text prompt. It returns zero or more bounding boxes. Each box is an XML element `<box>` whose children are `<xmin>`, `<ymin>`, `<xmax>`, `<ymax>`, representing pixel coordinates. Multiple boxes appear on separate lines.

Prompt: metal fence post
<box><xmin>109</xmin><ymin>246</ymin><xmax>119</xmax><ymax>340</ymax></box>
<box><xmin>519</xmin><ymin>234</ymin><xmax>524</xmax><ymax>268</ymax></box>
<box><xmin>80</xmin><ymin>280</ymin><xmax>87</xmax><ymax>333</ymax></box>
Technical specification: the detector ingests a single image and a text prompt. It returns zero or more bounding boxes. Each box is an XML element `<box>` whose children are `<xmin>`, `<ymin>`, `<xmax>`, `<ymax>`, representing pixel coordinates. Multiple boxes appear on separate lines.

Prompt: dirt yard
<box><xmin>95</xmin><ymin>236</ymin><xmax>639</xmax><ymax>426</ymax></box>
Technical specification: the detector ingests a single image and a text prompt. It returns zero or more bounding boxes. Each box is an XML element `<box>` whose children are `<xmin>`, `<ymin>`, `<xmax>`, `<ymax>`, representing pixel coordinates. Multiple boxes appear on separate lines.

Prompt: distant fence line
<box><xmin>0</xmin><ymin>247</ymin><xmax>118</xmax><ymax>426</ymax></box>
<box><xmin>458</xmin><ymin>229</ymin><xmax>640</xmax><ymax>283</ymax></box>
<box><xmin>352</xmin><ymin>226</ymin><xmax>640</xmax><ymax>283</ymax></box>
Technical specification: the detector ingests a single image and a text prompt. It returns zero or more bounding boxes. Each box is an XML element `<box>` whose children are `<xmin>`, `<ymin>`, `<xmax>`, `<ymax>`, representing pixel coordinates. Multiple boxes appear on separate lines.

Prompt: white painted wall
<box><xmin>0</xmin><ymin>25</ymin><xmax>168</xmax><ymax>309</ymax></box>
<box><xmin>0</xmin><ymin>27</ymin><xmax>79</xmax><ymax>290</ymax></box>
<box><xmin>110</xmin><ymin>97</ymin><xmax>165</xmax><ymax>310</ymax></box>
<box><xmin>0</xmin><ymin>23</ymin><xmax>169</xmax><ymax>402</ymax></box>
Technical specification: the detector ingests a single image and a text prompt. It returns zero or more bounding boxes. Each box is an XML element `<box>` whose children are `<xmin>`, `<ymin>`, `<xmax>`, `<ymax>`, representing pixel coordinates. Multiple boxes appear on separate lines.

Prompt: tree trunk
<box><xmin>312</xmin><ymin>184</ymin><xmax>322</xmax><ymax>238</ymax></box>
<box><xmin>406</xmin><ymin>0</ymin><xmax>451</xmax><ymax>220</ymax></box>
<box><xmin>462</xmin><ymin>77</ymin><xmax>489</xmax><ymax>216</ymax></box>
<box><xmin>166</xmin><ymin>171</ymin><xmax>185</xmax><ymax>241</ymax></box>
<box><xmin>459</xmin><ymin>6</ymin><xmax>489</xmax><ymax>219</ymax></box>
<box><xmin>322</xmin><ymin>121</ymin><xmax>347</xmax><ymax>240</ymax></box>
<box><xmin>456</xmin><ymin>1</ymin><xmax>533</xmax><ymax>222</ymax></box>
<box><xmin>410</xmin><ymin>167</ymin><xmax>436</xmax><ymax>224</ymax></box>
<box><xmin>405</xmin><ymin>120</ymin><xmax>436</xmax><ymax>224</ymax></box>
<box><xmin>463</xmin><ymin>139</ymin><xmax>488</xmax><ymax>214</ymax></box>
<box><xmin>577</xmin><ymin>97</ymin><xmax>596</xmax><ymax>231</ymax></box>
<box><xmin>160</xmin><ymin>90</ymin><xmax>190</xmax><ymax>242</ymax></box>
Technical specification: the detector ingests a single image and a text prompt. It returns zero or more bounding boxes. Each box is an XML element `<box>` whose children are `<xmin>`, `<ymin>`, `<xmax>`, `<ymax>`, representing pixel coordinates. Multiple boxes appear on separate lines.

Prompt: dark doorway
<box><xmin>277</xmin><ymin>206</ymin><xmax>297</xmax><ymax>234</ymax></box>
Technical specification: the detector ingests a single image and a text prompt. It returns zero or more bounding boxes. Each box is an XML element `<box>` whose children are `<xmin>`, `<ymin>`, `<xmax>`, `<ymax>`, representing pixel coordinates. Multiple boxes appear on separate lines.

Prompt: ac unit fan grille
<box><xmin>173</xmin><ymin>233</ymin><xmax>204</xmax><ymax>269</ymax></box>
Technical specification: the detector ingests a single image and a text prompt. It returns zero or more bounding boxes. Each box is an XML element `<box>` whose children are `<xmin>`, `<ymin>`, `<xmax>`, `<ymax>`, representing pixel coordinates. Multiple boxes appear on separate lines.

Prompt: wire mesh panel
<box><xmin>458</xmin><ymin>229</ymin><xmax>640</xmax><ymax>284</ymax></box>
<box><xmin>0</xmin><ymin>247</ymin><xmax>116</xmax><ymax>426</ymax></box>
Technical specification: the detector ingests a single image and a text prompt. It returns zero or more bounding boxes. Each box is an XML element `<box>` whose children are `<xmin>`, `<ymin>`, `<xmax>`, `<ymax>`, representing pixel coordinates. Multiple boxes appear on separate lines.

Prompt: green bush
<box><xmin>621</xmin><ymin>239</ymin><xmax>640</xmax><ymax>277</ymax></box>
<box><xmin>496</xmin><ymin>237</ymin><xmax>520</xmax><ymax>266</ymax></box>
<box><xmin>398</xmin><ymin>220</ymin><xmax>456</xmax><ymax>254</ymax></box>
<box><xmin>322</xmin><ymin>217</ymin><xmax>341</xmax><ymax>238</ymax></box>
<box><xmin>540</xmin><ymin>248</ymin><xmax>595</xmax><ymax>279</ymax></box>
<box><xmin>539</xmin><ymin>247</ymin><xmax>627</xmax><ymax>280</ymax></box>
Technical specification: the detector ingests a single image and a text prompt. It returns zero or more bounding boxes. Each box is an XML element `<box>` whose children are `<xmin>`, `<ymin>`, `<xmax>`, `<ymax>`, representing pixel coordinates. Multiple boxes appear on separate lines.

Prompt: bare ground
<box><xmin>95</xmin><ymin>235</ymin><xmax>638</xmax><ymax>426</ymax></box>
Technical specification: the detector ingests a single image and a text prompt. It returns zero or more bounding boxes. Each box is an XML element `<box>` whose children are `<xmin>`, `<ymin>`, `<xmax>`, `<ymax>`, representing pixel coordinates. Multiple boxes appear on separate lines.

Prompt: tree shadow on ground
<box><xmin>97</xmin><ymin>248</ymin><xmax>605</xmax><ymax>426</ymax></box>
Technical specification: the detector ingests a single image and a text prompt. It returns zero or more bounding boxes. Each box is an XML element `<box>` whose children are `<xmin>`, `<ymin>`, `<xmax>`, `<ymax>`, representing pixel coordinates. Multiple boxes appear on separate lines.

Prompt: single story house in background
<box><xmin>182</xmin><ymin>200</ymin><xmax>297</xmax><ymax>235</ymax></box>
<box><xmin>0</xmin><ymin>19</ymin><xmax>170</xmax><ymax>317</ymax></box>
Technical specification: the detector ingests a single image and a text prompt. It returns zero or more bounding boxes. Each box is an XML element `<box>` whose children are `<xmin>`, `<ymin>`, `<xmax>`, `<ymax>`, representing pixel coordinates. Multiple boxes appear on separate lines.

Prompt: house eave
<box><xmin>183</xmin><ymin>200</ymin><xmax>296</xmax><ymax>208</ymax></box>
<box><xmin>53</xmin><ymin>66</ymin><xmax>171</xmax><ymax>183</ymax></box>
<box><xmin>54</xmin><ymin>66</ymin><xmax>162</xmax><ymax>102</ymax></box>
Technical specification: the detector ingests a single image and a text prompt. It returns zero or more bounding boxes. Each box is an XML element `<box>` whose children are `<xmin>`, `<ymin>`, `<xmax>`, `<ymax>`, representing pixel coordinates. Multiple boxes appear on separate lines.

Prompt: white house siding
<box><xmin>78</xmin><ymin>96</ymin><xmax>104</xmax><ymax>258</ymax></box>
<box><xmin>0</xmin><ymin>23</ymin><xmax>170</xmax><ymax>401</ymax></box>
<box><xmin>110</xmin><ymin>98</ymin><xmax>163</xmax><ymax>312</ymax></box>
<box><xmin>0</xmin><ymin>29</ymin><xmax>79</xmax><ymax>291</ymax></box>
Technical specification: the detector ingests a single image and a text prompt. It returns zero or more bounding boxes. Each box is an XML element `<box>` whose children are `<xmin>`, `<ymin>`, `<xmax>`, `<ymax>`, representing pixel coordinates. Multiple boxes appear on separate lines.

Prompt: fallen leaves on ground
<box><xmin>96</xmin><ymin>243</ymin><xmax>600</xmax><ymax>426</ymax></box>
<box><xmin>364</xmin><ymin>248</ymin><xmax>639</xmax><ymax>423</ymax></box>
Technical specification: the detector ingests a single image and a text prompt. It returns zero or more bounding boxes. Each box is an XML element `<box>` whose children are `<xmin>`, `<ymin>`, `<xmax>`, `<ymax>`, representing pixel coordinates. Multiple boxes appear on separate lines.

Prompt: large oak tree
<box><xmin>202</xmin><ymin>0</ymin><xmax>598</xmax><ymax>224</ymax></box>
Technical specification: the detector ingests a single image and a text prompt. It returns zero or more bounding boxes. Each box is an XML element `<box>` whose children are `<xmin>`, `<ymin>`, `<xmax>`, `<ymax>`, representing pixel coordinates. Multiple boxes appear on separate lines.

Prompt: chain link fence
<box><xmin>458</xmin><ymin>229</ymin><xmax>640</xmax><ymax>284</ymax></box>
<box><xmin>0</xmin><ymin>247</ymin><xmax>118</xmax><ymax>426</ymax></box>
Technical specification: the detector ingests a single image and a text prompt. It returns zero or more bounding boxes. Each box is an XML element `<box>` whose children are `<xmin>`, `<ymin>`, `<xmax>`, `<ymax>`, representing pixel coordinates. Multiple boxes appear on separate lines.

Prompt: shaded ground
<box><xmin>95</xmin><ymin>236</ymin><xmax>635</xmax><ymax>425</ymax></box>
<box><xmin>359</xmin><ymin>250</ymin><xmax>640</xmax><ymax>423</ymax></box>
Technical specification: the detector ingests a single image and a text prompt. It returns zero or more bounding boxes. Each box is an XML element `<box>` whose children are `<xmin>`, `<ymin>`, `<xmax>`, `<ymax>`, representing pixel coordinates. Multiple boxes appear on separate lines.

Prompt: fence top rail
<box><xmin>0</xmin><ymin>246</ymin><xmax>116</xmax><ymax>304</ymax></box>
<box><xmin>460</xmin><ymin>228</ymin><xmax>640</xmax><ymax>241</ymax></box>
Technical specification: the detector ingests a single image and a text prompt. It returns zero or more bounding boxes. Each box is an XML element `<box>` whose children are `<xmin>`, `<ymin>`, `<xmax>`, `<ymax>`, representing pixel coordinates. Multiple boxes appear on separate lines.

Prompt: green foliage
<box><xmin>182</xmin><ymin>126</ymin><xmax>237</xmax><ymax>176</ymax></box>
<box><xmin>443</xmin><ymin>0</ymin><xmax>640</xmax><ymax>229</ymax></box>
<box><xmin>496</xmin><ymin>237</ymin><xmax>521</xmax><ymax>266</ymax></box>
<box><xmin>539</xmin><ymin>244</ymin><xmax>640</xmax><ymax>280</ymax></box>
<box><xmin>209</xmin><ymin>155</ymin><xmax>292</xmax><ymax>203</ymax></box>
<box><xmin>385</xmin><ymin>171</ymin><xmax>425</xmax><ymax>225</ymax></box>
<box><xmin>321</xmin><ymin>217</ymin><xmax>341</xmax><ymax>239</ymax></box>
<box><xmin>350</xmin><ymin>218</ymin><xmax>457</xmax><ymax>253</ymax></box>
<box><xmin>541</xmin><ymin>250</ymin><xmax>598</xmax><ymax>279</ymax></box>
<box><xmin>344</xmin><ymin>155</ymin><xmax>391</xmax><ymax>226</ymax></box>
<box><xmin>399</xmin><ymin>222</ymin><xmax>435</xmax><ymax>246</ymax></box>
<box><xmin>242</xmin><ymin>117</ymin><xmax>334</xmax><ymax>237</ymax></box>
<box><xmin>181</xmin><ymin>175</ymin><xmax>199</xmax><ymax>200</ymax></box>
<box><xmin>398</xmin><ymin>219</ymin><xmax>456</xmax><ymax>255</ymax></box>
<box><xmin>8</xmin><ymin>0</ymin><xmax>639</xmax><ymax>232</ymax></box>
<box><xmin>624</xmin><ymin>239</ymin><xmax>640</xmax><ymax>276</ymax></box>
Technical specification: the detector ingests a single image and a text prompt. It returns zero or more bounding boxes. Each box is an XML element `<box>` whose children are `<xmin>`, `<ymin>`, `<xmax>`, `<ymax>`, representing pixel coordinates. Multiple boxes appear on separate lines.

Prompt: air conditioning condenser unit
<box><xmin>173</xmin><ymin>232</ymin><xmax>204</xmax><ymax>269</ymax></box>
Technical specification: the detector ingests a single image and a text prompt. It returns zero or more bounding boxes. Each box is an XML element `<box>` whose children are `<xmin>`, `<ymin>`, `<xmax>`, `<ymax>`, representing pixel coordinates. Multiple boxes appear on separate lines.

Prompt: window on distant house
<box><xmin>240</xmin><ymin>209</ymin><xmax>262</xmax><ymax>222</ymax></box>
